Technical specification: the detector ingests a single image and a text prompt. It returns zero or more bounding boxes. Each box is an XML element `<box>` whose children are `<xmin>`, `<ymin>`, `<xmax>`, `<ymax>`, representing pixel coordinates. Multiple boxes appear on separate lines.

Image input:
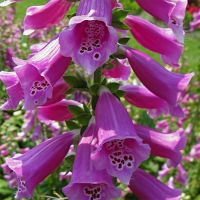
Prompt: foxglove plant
<box><xmin>0</xmin><ymin>0</ymin><xmax>193</xmax><ymax>199</ymax></box>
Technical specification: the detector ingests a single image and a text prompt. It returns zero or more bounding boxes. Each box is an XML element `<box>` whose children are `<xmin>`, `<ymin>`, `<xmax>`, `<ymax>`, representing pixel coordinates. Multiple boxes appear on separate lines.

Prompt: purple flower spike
<box><xmin>59</xmin><ymin>0</ymin><xmax>118</xmax><ymax>74</ymax></box>
<box><xmin>6</xmin><ymin>132</ymin><xmax>75</xmax><ymax>199</ymax></box>
<box><xmin>0</xmin><ymin>71</ymin><xmax>23</xmax><ymax>110</ymax></box>
<box><xmin>63</xmin><ymin>122</ymin><xmax>120</xmax><ymax>200</ymax></box>
<box><xmin>124</xmin><ymin>47</ymin><xmax>194</xmax><ymax>106</ymax></box>
<box><xmin>23</xmin><ymin>0</ymin><xmax>71</xmax><ymax>35</ymax></box>
<box><xmin>124</xmin><ymin>15</ymin><xmax>183</xmax><ymax>66</ymax></box>
<box><xmin>92</xmin><ymin>89</ymin><xmax>150</xmax><ymax>184</ymax></box>
<box><xmin>120</xmin><ymin>85</ymin><xmax>184</xmax><ymax>118</ymax></box>
<box><xmin>129</xmin><ymin>169</ymin><xmax>181</xmax><ymax>200</ymax></box>
<box><xmin>134</xmin><ymin>125</ymin><xmax>187</xmax><ymax>167</ymax></box>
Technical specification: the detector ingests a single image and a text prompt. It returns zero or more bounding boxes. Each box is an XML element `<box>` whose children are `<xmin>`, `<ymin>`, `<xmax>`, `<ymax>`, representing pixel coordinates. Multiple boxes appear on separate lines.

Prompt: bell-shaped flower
<box><xmin>129</xmin><ymin>169</ymin><xmax>181</xmax><ymax>200</ymax></box>
<box><xmin>134</xmin><ymin>125</ymin><xmax>187</xmax><ymax>167</ymax></box>
<box><xmin>120</xmin><ymin>85</ymin><xmax>184</xmax><ymax>118</ymax></box>
<box><xmin>38</xmin><ymin>100</ymin><xmax>82</xmax><ymax>122</ymax></box>
<box><xmin>124</xmin><ymin>15</ymin><xmax>183</xmax><ymax>66</ymax></box>
<box><xmin>59</xmin><ymin>0</ymin><xmax>118</xmax><ymax>74</ymax></box>
<box><xmin>63</xmin><ymin>122</ymin><xmax>120</xmax><ymax>200</ymax></box>
<box><xmin>103</xmin><ymin>59</ymin><xmax>131</xmax><ymax>80</ymax></box>
<box><xmin>123</xmin><ymin>47</ymin><xmax>194</xmax><ymax>106</ymax></box>
<box><xmin>175</xmin><ymin>164</ymin><xmax>188</xmax><ymax>186</ymax></box>
<box><xmin>28</xmin><ymin>37</ymin><xmax>71</xmax><ymax>86</ymax></box>
<box><xmin>92</xmin><ymin>89</ymin><xmax>150</xmax><ymax>184</ymax></box>
<box><xmin>135</xmin><ymin>0</ymin><xmax>187</xmax><ymax>42</ymax></box>
<box><xmin>190</xmin><ymin>10</ymin><xmax>200</xmax><ymax>31</ymax></box>
<box><xmin>6</xmin><ymin>132</ymin><xmax>75</xmax><ymax>199</ymax></box>
<box><xmin>0</xmin><ymin>71</ymin><xmax>23</xmax><ymax>110</ymax></box>
<box><xmin>23</xmin><ymin>0</ymin><xmax>71</xmax><ymax>35</ymax></box>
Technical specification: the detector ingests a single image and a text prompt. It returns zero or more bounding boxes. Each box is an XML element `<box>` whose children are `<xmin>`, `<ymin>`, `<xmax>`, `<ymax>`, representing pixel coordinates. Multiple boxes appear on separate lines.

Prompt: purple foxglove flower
<box><xmin>6</xmin><ymin>132</ymin><xmax>75</xmax><ymax>199</ymax></box>
<box><xmin>5</xmin><ymin>48</ymin><xmax>16</xmax><ymax>69</ymax></box>
<box><xmin>31</xmin><ymin>125</ymin><xmax>42</xmax><ymax>141</ymax></box>
<box><xmin>0</xmin><ymin>0</ymin><xmax>21</xmax><ymax>6</ymax></box>
<box><xmin>159</xmin><ymin>164</ymin><xmax>172</xmax><ymax>178</ymax></box>
<box><xmin>28</xmin><ymin>38</ymin><xmax>71</xmax><ymax>86</ymax></box>
<box><xmin>22</xmin><ymin>111</ymin><xmax>35</xmax><ymax>133</ymax></box>
<box><xmin>190</xmin><ymin>10</ymin><xmax>200</xmax><ymax>31</ymax></box>
<box><xmin>103</xmin><ymin>59</ymin><xmax>131</xmax><ymax>80</ymax></box>
<box><xmin>92</xmin><ymin>89</ymin><xmax>150</xmax><ymax>184</ymax></box>
<box><xmin>0</xmin><ymin>71</ymin><xmax>23</xmax><ymax>110</ymax></box>
<box><xmin>129</xmin><ymin>169</ymin><xmax>181</xmax><ymax>200</ymax></box>
<box><xmin>134</xmin><ymin>125</ymin><xmax>187</xmax><ymax>167</ymax></box>
<box><xmin>63</xmin><ymin>122</ymin><xmax>121</xmax><ymax>200</ymax></box>
<box><xmin>14</xmin><ymin>64</ymin><xmax>53</xmax><ymax>109</ymax></box>
<box><xmin>120</xmin><ymin>85</ymin><xmax>184</xmax><ymax>118</ymax></box>
<box><xmin>123</xmin><ymin>47</ymin><xmax>194</xmax><ymax>106</ymax></box>
<box><xmin>59</xmin><ymin>0</ymin><xmax>118</xmax><ymax>74</ymax></box>
<box><xmin>135</xmin><ymin>0</ymin><xmax>187</xmax><ymax>42</ymax></box>
<box><xmin>189</xmin><ymin>143</ymin><xmax>200</xmax><ymax>160</ymax></box>
<box><xmin>23</xmin><ymin>0</ymin><xmax>71</xmax><ymax>35</ymax></box>
<box><xmin>176</xmin><ymin>164</ymin><xmax>188</xmax><ymax>186</ymax></box>
<box><xmin>38</xmin><ymin>100</ymin><xmax>81</xmax><ymax>122</ymax></box>
<box><xmin>124</xmin><ymin>15</ymin><xmax>183</xmax><ymax>66</ymax></box>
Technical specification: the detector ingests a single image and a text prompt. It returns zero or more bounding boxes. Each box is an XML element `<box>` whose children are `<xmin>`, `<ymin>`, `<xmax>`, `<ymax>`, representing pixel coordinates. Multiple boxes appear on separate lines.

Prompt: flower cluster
<box><xmin>0</xmin><ymin>0</ymin><xmax>194</xmax><ymax>199</ymax></box>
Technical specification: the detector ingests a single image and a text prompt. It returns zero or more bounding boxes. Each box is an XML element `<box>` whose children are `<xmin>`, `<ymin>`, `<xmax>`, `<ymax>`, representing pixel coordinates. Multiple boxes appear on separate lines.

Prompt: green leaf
<box><xmin>106</xmin><ymin>82</ymin><xmax>120</xmax><ymax>92</ymax></box>
<box><xmin>90</xmin><ymin>84</ymin><xmax>100</xmax><ymax>96</ymax></box>
<box><xmin>76</xmin><ymin>113</ymin><xmax>91</xmax><ymax>126</ymax></box>
<box><xmin>64</xmin><ymin>75</ymin><xmax>87</xmax><ymax>88</ymax></box>
<box><xmin>66</xmin><ymin>120</ymin><xmax>80</xmax><ymax>130</ymax></box>
<box><xmin>68</xmin><ymin>105</ymin><xmax>84</xmax><ymax>115</ymax></box>
<box><xmin>118</xmin><ymin>37</ymin><xmax>130</xmax><ymax>45</ymax></box>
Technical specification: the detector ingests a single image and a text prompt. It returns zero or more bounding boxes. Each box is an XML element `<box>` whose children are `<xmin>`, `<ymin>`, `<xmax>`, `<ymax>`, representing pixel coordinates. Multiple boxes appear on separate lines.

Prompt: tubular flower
<box><xmin>23</xmin><ymin>0</ymin><xmax>71</xmax><ymax>35</ymax></box>
<box><xmin>0</xmin><ymin>71</ymin><xmax>23</xmax><ymax>110</ymax></box>
<box><xmin>129</xmin><ymin>169</ymin><xmax>181</xmax><ymax>200</ymax></box>
<box><xmin>92</xmin><ymin>89</ymin><xmax>150</xmax><ymax>184</ymax></box>
<box><xmin>124</xmin><ymin>15</ymin><xmax>183</xmax><ymax>66</ymax></box>
<box><xmin>63</xmin><ymin>122</ymin><xmax>120</xmax><ymax>200</ymax></box>
<box><xmin>134</xmin><ymin>125</ymin><xmax>187</xmax><ymax>167</ymax></box>
<box><xmin>120</xmin><ymin>85</ymin><xmax>184</xmax><ymax>118</ymax></box>
<box><xmin>6</xmin><ymin>132</ymin><xmax>75</xmax><ymax>199</ymax></box>
<box><xmin>123</xmin><ymin>47</ymin><xmax>194</xmax><ymax>106</ymax></box>
<box><xmin>135</xmin><ymin>0</ymin><xmax>187</xmax><ymax>42</ymax></box>
<box><xmin>59</xmin><ymin>0</ymin><xmax>118</xmax><ymax>74</ymax></box>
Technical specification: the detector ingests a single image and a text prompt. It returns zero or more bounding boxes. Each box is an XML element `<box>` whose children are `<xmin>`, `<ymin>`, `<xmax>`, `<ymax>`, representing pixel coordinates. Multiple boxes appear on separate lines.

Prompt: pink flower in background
<box><xmin>59</xmin><ymin>0</ymin><xmax>118</xmax><ymax>74</ymax></box>
<box><xmin>190</xmin><ymin>10</ymin><xmax>200</xmax><ymax>31</ymax></box>
<box><xmin>0</xmin><ymin>0</ymin><xmax>21</xmax><ymax>7</ymax></box>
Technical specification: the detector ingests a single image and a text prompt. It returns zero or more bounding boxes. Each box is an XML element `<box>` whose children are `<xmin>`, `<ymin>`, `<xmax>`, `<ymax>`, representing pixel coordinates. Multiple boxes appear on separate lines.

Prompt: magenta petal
<box><xmin>63</xmin><ymin>122</ymin><xmax>120</xmax><ymax>200</ymax></box>
<box><xmin>92</xmin><ymin>89</ymin><xmax>150</xmax><ymax>184</ymax></box>
<box><xmin>124</xmin><ymin>15</ymin><xmax>183</xmax><ymax>66</ymax></box>
<box><xmin>38</xmin><ymin>100</ymin><xmax>81</xmax><ymax>122</ymax></box>
<box><xmin>134</xmin><ymin>125</ymin><xmax>187</xmax><ymax>167</ymax></box>
<box><xmin>0</xmin><ymin>71</ymin><xmax>23</xmax><ymax>110</ymax></box>
<box><xmin>14</xmin><ymin>64</ymin><xmax>53</xmax><ymax>109</ymax></box>
<box><xmin>6</xmin><ymin>132</ymin><xmax>74</xmax><ymax>199</ymax></box>
<box><xmin>29</xmin><ymin>38</ymin><xmax>71</xmax><ymax>86</ymax></box>
<box><xmin>124</xmin><ymin>47</ymin><xmax>194</xmax><ymax>106</ymax></box>
<box><xmin>77</xmin><ymin>0</ymin><xmax>112</xmax><ymax>25</ymax></box>
<box><xmin>103</xmin><ymin>59</ymin><xmax>131</xmax><ymax>80</ymax></box>
<box><xmin>59</xmin><ymin>17</ymin><xmax>118</xmax><ymax>74</ymax></box>
<box><xmin>120</xmin><ymin>85</ymin><xmax>184</xmax><ymax>118</ymax></box>
<box><xmin>23</xmin><ymin>0</ymin><xmax>71</xmax><ymax>34</ymax></box>
<box><xmin>129</xmin><ymin>169</ymin><xmax>181</xmax><ymax>200</ymax></box>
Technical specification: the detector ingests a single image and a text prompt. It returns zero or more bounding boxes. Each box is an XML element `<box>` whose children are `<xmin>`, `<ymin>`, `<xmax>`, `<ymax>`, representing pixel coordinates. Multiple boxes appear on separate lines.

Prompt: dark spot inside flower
<box><xmin>129</xmin><ymin>156</ymin><xmax>133</xmax><ymax>161</ymax></box>
<box><xmin>127</xmin><ymin>162</ymin><xmax>132</xmax><ymax>167</ymax></box>
<box><xmin>124</xmin><ymin>155</ymin><xmax>128</xmax><ymax>161</ymax></box>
